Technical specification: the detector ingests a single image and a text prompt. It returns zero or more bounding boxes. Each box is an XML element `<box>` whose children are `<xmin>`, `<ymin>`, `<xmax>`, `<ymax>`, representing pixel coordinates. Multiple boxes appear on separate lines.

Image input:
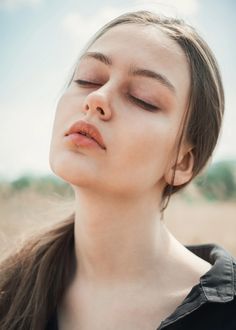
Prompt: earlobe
<box><xmin>164</xmin><ymin>148</ymin><xmax>195</xmax><ymax>187</ymax></box>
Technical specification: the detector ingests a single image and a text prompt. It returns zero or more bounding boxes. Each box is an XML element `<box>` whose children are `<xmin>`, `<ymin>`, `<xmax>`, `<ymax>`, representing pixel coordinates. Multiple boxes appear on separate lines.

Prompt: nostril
<box><xmin>84</xmin><ymin>104</ymin><xmax>104</xmax><ymax>115</ymax></box>
<box><xmin>96</xmin><ymin>107</ymin><xmax>104</xmax><ymax>115</ymax></box>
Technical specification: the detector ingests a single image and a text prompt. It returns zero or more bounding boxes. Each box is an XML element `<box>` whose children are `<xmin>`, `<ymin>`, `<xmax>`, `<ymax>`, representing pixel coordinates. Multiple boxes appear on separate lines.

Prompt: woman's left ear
<box><xmin>164</xmin><ymin>146</ymin><xmax>195</xmax><ymax>186</ymax></box>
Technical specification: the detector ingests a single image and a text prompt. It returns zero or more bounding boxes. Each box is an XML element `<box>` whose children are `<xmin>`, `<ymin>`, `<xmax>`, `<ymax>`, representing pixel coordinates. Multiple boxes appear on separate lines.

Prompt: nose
<box><xmin>82</xmin><ymin>89</ymin><xmax>112</xmax><ymax>120</ymax></box>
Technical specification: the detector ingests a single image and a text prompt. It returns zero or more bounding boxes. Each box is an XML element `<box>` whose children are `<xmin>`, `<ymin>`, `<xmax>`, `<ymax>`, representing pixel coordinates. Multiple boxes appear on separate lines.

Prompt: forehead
<box><xmin>86</xmin><ymin>24</ymin><xmax>190</xmax><ymax>103</ymax></box>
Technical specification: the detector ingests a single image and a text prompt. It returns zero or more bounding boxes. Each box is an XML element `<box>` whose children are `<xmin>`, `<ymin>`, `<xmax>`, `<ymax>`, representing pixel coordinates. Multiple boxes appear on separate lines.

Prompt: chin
<box><xmin>49</xmin><ymin>158</ymin><xmax>96</xmax><ymax>191</ymax></box>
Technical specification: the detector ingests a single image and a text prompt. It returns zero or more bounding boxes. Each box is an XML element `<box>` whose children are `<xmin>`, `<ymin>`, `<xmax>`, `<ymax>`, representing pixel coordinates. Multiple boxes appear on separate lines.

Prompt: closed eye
<box><xmin>74</xmin><ymin>79</ymin><xmax>159</xmax><ymax>112</ymax></box>
<box><xmin>74</xmin><ymin>79</ymin><xmax>101</xmax><ymax>87</ymax></box>
<box><xmin>129</xmin><ymin>95</ymin><xmax>159</xmax><ymax>112</ymax></box>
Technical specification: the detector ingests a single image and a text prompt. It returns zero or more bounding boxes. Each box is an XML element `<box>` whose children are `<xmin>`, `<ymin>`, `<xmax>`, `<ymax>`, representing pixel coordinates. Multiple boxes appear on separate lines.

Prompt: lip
<box><xmin>65</xmin><ymin>120</ymin><xmax>106</xmax><ymax>150</ymax></box>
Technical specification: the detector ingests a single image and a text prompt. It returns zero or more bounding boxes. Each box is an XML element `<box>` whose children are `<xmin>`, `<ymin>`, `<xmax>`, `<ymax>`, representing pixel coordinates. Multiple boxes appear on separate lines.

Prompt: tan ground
<box><xmin>0</xmin><ymin>189</ymin><xmax>235</xmax><ymax>258</ymax></box>
<box><xmin>165</xmin><ymin>197</ymin><xmax>236</xmax><ymax>256</ymax></box>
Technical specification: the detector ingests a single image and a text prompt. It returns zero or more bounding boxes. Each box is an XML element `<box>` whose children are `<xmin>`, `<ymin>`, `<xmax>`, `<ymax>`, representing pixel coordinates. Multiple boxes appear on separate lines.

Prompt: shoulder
<box><xmin>186</xmin><ymin>244</ymin><xmax>236</xmax><ymax>301</ymax></box>
<box><xmin>168</xmin><ymin>244</ymin><xmax>236</xmax><ymax>330</ymax></box>
<box><xmin>196</xmin><ymin>244</ymin><xmax>236</xmax><ymax>328</ymax></box>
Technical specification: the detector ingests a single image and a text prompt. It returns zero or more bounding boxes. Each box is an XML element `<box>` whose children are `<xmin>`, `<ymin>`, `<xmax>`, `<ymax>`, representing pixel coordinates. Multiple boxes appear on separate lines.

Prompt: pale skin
<box><xmin>49</xmin><ymin>24</ymin><xmax>212</xmax><ymax>330</ymax></box>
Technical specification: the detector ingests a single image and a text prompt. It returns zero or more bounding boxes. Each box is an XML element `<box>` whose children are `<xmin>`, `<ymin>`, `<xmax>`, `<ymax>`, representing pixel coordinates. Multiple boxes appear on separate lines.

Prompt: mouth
<box><xmin>65</xmin><ymin>120</ymin><xmax>106</xmax><ymax>150</ymax></box>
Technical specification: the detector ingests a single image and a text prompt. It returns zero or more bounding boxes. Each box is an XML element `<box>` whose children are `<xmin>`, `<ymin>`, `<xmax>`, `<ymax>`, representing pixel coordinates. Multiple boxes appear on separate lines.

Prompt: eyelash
<box><xmin>74</xmin><ymin>79</ymin><xmax>159</xmax><ymax>112</ymax></box>
<box><xmin>128</xmin><ymin>95</ymin><xmax>158</xmax><ymax>112</ymax></box>
<box><xmin>74</xmin><ymin>79</ymin><xmax>101</xmax><ymax>87</ymax></box>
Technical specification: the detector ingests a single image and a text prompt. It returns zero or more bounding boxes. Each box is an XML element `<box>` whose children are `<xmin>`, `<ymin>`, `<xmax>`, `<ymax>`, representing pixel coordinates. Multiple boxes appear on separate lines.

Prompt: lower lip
<box><xmin>65</xmin><ymin>133</ymin><xmax>103</xmax><ymax>149</ymax></box>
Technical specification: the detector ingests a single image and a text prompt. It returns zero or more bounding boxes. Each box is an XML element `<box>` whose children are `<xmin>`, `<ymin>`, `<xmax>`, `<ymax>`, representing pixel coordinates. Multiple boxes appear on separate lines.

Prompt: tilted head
<box><xmin>52</xmin><ymin>10</ymin><xmax>224</xmax><ymax>210</ymax></box>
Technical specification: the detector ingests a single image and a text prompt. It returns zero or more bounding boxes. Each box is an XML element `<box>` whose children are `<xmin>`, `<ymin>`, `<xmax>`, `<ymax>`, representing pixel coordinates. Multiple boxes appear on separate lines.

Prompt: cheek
<box><xmin>109</xmin><ymin>121</ymin><xmax>176</xmax><ymax>187</ymax></box>
<box><xmin>137</xmin><ymin>117</ymin><xmax>177</xmax><ymax>156</ymax></box>
<box><xmin>49</xmin><ymin>97</ymin><xmax>72</xmax><ymax>164</ymax></box>
<box><xmin>51</xmin><ymin>94</ymin><xmax>76</xmax><ymax>138</ymax></box>
<box><xmin>56</xmin><ymin>94</ymin><xmax>71</xmax><ymax>120</ymax></box>
<box><xmin>134</xmin><ymin>129</ymin><xmax>174</xmax><ymax>170</ymax></box>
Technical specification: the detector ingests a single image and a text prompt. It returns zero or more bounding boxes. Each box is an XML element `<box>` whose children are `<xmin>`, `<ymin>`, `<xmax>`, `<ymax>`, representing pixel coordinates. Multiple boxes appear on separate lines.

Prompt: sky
<box><xmin>0</xmin><ymin>0</ymin><xmax>236</xmax><ymax>180</ymax></box>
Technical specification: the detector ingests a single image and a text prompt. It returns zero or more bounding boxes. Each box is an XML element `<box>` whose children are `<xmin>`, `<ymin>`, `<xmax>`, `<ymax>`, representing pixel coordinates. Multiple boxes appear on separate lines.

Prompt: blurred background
<box><xmin>0</xmin><ymin>0</ymin><xmax>236</xmax><ymax>256</ymax></box>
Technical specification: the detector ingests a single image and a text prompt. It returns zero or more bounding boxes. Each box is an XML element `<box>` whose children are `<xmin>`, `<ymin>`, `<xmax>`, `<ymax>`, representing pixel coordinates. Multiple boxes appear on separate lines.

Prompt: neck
<box><xmin>71</xmin><ymin>186</ymin><xmax>171</xmax><ymax>287</ymax></box>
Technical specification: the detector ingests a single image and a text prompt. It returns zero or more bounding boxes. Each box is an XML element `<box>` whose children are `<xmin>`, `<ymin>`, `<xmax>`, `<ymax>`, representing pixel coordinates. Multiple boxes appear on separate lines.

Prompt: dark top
<box><xmin>46</xmin><ymin>244</ymin><xmax>236</xmax><ymax>329</ymax></box>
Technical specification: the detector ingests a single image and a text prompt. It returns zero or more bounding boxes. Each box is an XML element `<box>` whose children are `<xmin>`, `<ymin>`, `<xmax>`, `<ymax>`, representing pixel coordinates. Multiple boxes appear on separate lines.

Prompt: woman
<box><xmin>0</xmin><ymin>10</ymin><xmax>235</xmax><ymax>330</ymax></box>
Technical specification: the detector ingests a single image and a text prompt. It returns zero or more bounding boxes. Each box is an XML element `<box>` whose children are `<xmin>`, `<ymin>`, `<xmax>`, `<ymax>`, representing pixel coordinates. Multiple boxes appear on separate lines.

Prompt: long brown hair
<box><xmin>0</xmin><ymin>10</ymin><xmax>224</xmax><ymax>329</ymax></box>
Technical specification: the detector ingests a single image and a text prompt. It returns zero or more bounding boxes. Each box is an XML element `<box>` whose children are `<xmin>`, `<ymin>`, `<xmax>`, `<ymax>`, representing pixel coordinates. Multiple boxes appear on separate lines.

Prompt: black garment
<box><xmin>46</xmin><ymin>244</ymin><xmax>236</xmax><ymax>329</ymax></box>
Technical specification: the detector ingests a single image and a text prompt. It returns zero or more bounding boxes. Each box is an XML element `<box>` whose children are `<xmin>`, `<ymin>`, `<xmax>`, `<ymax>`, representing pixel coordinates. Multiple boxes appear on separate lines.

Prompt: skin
<box><xmin>49</xmin><ymin>24</ymin><xmax>212</xmax><ymax>330</ymax></box>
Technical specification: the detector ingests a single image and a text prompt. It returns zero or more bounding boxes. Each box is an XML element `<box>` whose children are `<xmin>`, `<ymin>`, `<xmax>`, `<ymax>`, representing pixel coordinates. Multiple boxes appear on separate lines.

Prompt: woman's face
<box><xmin>49</xmin><ymin>24</ymin><xmax>190</xmax><ymax>199</ymax></box>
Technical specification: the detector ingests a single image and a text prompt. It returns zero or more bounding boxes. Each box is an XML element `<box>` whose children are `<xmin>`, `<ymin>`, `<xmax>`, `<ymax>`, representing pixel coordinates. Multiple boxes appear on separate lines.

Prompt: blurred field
<box><xmin>165</xmin><ymin>196</ymin><xmax>236</xmax><ymax>256</ymax></box>
<box><xmin>0</xmin><ymin>186</ymin><xmax>235</xmax><ymax>258</ymax></box>
<box><xmin>0</xmin><ymin>189</ymin><xmax>74</xmax><ymax>259</ymax></box>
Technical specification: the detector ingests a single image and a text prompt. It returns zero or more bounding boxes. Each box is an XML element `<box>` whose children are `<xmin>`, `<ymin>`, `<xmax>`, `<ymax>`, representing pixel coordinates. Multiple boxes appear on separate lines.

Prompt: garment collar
<box><xmin>158</xmin><ymin>244</ymin><xmax>236</xmax><ymax>329</ymax></box>
<box><xmin>187</xmin><ymin>244</ymin><xmax>235</xmax><ymax>303</ymax></box>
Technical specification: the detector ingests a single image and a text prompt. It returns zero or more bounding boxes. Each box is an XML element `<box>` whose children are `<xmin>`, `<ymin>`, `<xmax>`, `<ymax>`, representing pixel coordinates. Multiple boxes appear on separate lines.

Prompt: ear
<box><xmin>164</xmin><ymin>145</ymin><xmax>195</xmax><ymax>186</ymax></box>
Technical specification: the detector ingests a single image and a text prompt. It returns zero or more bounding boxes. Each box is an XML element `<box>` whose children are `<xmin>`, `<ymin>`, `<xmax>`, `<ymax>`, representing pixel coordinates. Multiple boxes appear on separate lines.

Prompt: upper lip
<box><xmin>65</xmin><ymin>120</ymin><xmax>106</xmax><ymax>150</ymax></box>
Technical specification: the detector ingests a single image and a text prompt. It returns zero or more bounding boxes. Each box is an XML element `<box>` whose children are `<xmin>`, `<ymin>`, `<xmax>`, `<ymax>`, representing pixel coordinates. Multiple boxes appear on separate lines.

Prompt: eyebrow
<box><xmin>80</xmin><ymin>51</ymin><xmax>176</xmax><ymax>94</ymax></box>
<box><xmin>129</xmin><ymin>68</ymin><xmax>176</xmax><ymax>94</ymax></box>
<box><xmin>80</xmin><ymin>51</ymin><xmax>112</xmax><ymax>66</ymax></box>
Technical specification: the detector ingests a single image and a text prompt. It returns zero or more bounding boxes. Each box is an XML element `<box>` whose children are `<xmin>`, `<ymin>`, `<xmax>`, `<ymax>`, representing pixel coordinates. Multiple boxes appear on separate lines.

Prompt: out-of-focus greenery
<box><xmin>194</xmin><ymin>160</ymin><xmax>236</xmax><ymax>201</ymax></box>
<box><xmin>0</xmin><ymin>174</ymin><xmax>73</xmax><ymax>199</ymax></box>
<box><xmin>0</xmin><ymin>160</ymin><xmax>236</xmax><ymax>201</ymax></box>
